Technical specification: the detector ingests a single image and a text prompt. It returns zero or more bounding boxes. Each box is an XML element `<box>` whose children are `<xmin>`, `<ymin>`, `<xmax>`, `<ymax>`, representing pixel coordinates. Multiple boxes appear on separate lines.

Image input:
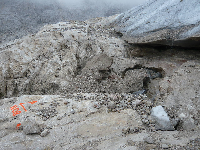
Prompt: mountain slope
<box><xmin>0</xmin><ymin>0</ymin><xmax>132</xmax><ymax>45</ymax></box>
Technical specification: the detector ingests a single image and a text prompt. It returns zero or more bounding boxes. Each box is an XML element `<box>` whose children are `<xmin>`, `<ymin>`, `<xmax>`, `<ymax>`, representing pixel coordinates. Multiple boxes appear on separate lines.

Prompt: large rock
<box><xmin>113</xmin><ymin>0</ymin><xmax>200</xmax><ymax>47</ymax></box>
<box><xmin>151</xmin><ymin>105</ymin><xmax>175</xmax><ymax>131</ymax></box>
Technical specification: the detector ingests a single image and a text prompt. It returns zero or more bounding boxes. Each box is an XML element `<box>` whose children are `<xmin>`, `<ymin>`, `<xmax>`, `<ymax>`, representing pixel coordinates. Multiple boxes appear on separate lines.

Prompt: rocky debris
<box><xmin>0</xmin><ymin>16</ymin><xmax>132</xmax><ymax>98</ymax></box>
<box><xmin>122</xmin><ymin>126</ymin><xmax>145</xmax><ymax>135</ymax></box>
<box><xmin>0</xmin><ymin>4</ymin><xmax>200</xmax><ymax>149</ymax></box>
<box><xmin>113</xmin><ymin>0</ymin><xmax>200</xmax><ymax>47</ymax></box>
<box><xmin>0</xmin><ymin>94</ymin><xmax>142</xmax><ymax>149</ymax></box>
<box><xmin>151</xmin><ymin>105</ymin><xmax>175</xmax><ymax>131</ymax></box>
<box><xmin>185</xmin><ymin>138</ymin><xmax>200</xmax><ymax>149</ymax></box>
<box><xmin>0</xmin><ymin>15</ymin><xmax>167</xmax><ymax>98</ymax></box>
<box><xmin>67</xmin><ymin>67</ymin><xmax>150</xmax><ymax>94</ymax></box>
<box><xmin>35</xmin><ymin>107</ymin><xmax>58</xmax><ymax>121</ymax></box>
<box><xmin>159</xmin><ymin>61</ymin><xmax>200</xmax><ymax>131</ymax></box>
<box><xmin>0</xmin><ymin>94</ymin><xmax>198</xmax><ymax>149</ymax></box>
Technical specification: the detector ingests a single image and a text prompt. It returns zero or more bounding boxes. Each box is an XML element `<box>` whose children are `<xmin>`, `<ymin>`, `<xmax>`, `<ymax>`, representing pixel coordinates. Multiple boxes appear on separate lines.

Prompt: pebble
<box><xmin>64</xmin><ymin>101</ymin><xmax>70</xmax><ymax>105</ymax></box>
<box><xmin>127</xmin><ymin>140</ymin><xmax>135</xmax><ymax>146</ymax></box>
<box><xmin>135</xmin><ymin>99</ymin><xmax>142</xmax><ymax>106</ymax></box>
<box><xmin>129</xmin><ymin>127</ymin><xmax>143</xmax><ymax>134</ymax></box>
<box><xmin>93</xmin><ymin>102</ymin><xmax>101</xmax><ymax>109</ymax></box>
<box><xmin>57</xmin><ymin>115</ymin><xmax>63</xmax><ymax>120</ymax></box>
<box><xmin>0</xmin><ymin>118</ymin><xmax>5</xmax><ymax>123</ymax></box>
<box><xmin>107</xmin><ymin>101</ymin><xmax>116</xmax><ymax>110</ymax></box>
<box><xmin>122</xmin><ymin>127</ymin><xmax>130</xmax><ymax>134</ymax></box>
<box><xmin>70</xmin><ymin>109</ymin><xmax>75</xmax><ymax>114</ymax></box>
<box><xmin>40</xmin><ymin>129</ymin><xmax>50</xmax><ymax>137</ymax></box>
<box><xmin>162</xmin><ymin>144</ymin><xmax>169</xmax><ymax>149</ymax></box>
<box><xmin>144</xmin><ymin>136</ymin><xmax>155</xmax><ymax>144</ymax></box>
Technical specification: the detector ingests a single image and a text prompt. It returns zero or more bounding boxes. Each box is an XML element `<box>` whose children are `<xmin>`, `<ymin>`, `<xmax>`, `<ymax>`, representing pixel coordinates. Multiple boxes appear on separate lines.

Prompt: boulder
<box><xmin>151</xmin><ymin>105</ymin><xmax>175</xmax><ymax>131</ymax></box>
<box><xmin>23</xmin><ymin>120</ymin><xmax>41</xmax><ymax>135</ymax></box>
<box><xmin>113</xmin><ymin>0</ymin><xmax>200</xmax><ymax>47</ymax></box>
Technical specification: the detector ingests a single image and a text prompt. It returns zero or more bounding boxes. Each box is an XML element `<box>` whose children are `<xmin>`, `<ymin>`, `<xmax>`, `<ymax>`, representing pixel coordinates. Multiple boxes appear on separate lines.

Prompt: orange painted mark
<box><xmin>10</xmin><ymin>105</ymin><xmax>22</xmax><ymax>116</ymax></box>
<box><xmin>19</xmin><ymin>103</ymin><xmax>27</xmax><ymax>112</ymax></box>
<box><xmin>28</xmin><ymin>101</ymin><xmax>37</xmax><ymax>104</ymax></box>
<box><xmin>16</xmin><ymin>123</ymin><xmax>21</xmax><ymax>130</ymax></box>
<box><xmin>11</xmin><ymin>101</ymin><xmax>37</xmax><ymax>116</ymax></box>
<box><xmin>11</xmin><ymin>101</ymin><xmax>38</xmax><ymax>129</ymax></box>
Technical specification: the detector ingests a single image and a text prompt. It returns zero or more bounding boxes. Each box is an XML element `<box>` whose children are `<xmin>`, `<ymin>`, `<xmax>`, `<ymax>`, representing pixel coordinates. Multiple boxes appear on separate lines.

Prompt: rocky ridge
<box><xmin>0</xmin><ymin>8</ymin><xmax>200</xmax><ymax>150</ymax></box>
<box><xmin>0</xmin><ymin>0</ymin><xmax>132</xmax><ymax>45</ymax></box>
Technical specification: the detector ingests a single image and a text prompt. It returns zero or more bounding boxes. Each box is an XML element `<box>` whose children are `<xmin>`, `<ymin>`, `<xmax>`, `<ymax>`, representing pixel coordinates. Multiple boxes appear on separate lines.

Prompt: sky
<box><xmin>31</xmin><ymin>0</ymin><xmax>148</xmax><ymax>8</ymax></box>
<box><xmin>26</xmin><ymin>0</ymin><xmax>148</xmax><ymax>20</ymax></box>
<box><xmin>56</xmin><ymin>0</ymin><xmax>147</xmax><ymax>6</ymax></box>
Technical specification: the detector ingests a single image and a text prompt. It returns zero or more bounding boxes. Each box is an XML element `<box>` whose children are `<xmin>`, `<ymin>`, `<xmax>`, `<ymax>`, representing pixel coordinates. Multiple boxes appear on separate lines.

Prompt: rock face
<box><xmin>159</xmin><ymin>61</ymin><xmax>200</xmax><ymax>131</ymax></box>
<box><xmin>113</xmin><ymin>0</ymin><xmax>200</xmax><ymax>47</ymax></box>
<box><xmin>0</xmin><ymin>16</ymin><xmax>159</xmax><ymax>98</ymax></box>
<box><xmin>0</xmin><ymin>16</ymin><xmax>124</xmax><ymax>97</ymax></box>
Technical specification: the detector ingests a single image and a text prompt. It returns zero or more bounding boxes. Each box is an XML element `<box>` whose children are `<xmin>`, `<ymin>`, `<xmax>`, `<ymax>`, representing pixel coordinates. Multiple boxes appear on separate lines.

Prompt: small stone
<box><xmin>135</xmin><ymin>99</ymin><xmax>141</xmax><ymax>106</ymax></box>
<box><xmin>162</xmin><ymin>144</ymin><xmax>169</xmax><ymax>149</ymax></box>
<box><xmin>40</xmin><ymin>129</ymin><xmax>50</xmax><ymax>137</ymax></box>
<box><xmin>23</xmin><ymin>120</ymin><xmax>41</xmax><ymax>135</ymax></box>
<box><xmin>0</xmin><ymin>118</ymin><xmax>5</xmax><ymax>123</ymax></box>
<box><xmin>122</xmin><ymin>127</ymin><xmax>130</xmax><ymax>134</ymax></box>
<box><xmin>43</xmin><ymin>117</ymin><xmax>48</xmax><ymax>121</ymax></box>
<box><xmin>143</xmin><ymin>119</ymin><xmax>149</xmax><ymax>124</ymax></box>
<box><xmin>107</xmin><ymin>101</ymin><xmax>116</xmax><ymax>110</ymax></box>
<box><xmin>70</xmin><ymin>109</ymin><xmax>75</xmax><ymax>114</ymax></box>
<box><xmin>64</xmin><ymin>101</ymin><xmax>70</xmax><ymax>105</ymax></box>
<box><xmin>142</xmin><ymin>115</ymin><xmax>147</xmax><ymax>119</ymax></box>
<box><xmin>129</xmin><ymin>127</ymin><xmax>140</xmax><ymax>133</ymax></box>
<box><xmin>145</xmin><ymin>144</ymin><xmax>157</xmax><ymax>150</ymax></box>
<box><xmin>177</xmin><ymin>113</ymin><xmax>185</xmax><ymax>119</ymax></box>
<box><xmin>93</xmin><ymin>103</ymin><xmax>101</xmax><ymax>109</ymax></box>
<box><xmin>57</xmin><ymin>115</ymin><xmax>63</xmax><ymax>120</ymax></box>
<box><xmin>144</xmin><ymin>136</ymin><xmax>155</xmax><ymax>144</ymax></box>
<box><xmin>39</xmin><ymin>102</ymin><xmax>44</xmax><ymax>105</ymax></box>
<box><xmin>112</xmin><ymin>95</ymin><xmax>119</xmax><ymax>101</ymax></box>
<box><xmin>127</xmin><ymin>140</ymin><xmax>135</xmax><ymax>146</ymax></box>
